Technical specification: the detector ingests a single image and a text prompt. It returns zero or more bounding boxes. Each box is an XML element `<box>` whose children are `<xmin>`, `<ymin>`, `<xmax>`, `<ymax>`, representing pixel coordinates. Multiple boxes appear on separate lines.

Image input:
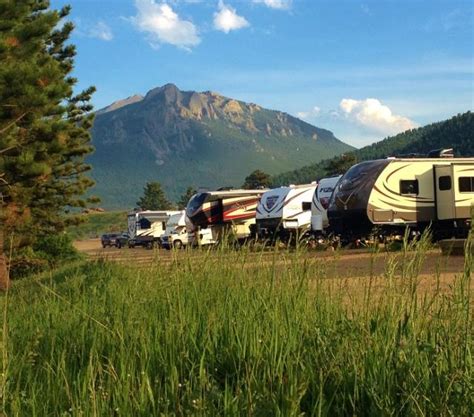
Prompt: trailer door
<box><xmin>434</xmin><ymin>165</ymin><xmax>455</xmax><ymax>220</ymax></box>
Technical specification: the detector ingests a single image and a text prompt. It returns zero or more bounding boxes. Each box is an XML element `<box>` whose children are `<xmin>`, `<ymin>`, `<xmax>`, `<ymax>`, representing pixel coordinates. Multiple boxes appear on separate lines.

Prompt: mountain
<box><xmin>96</xmin><ymin>94</ymin><xmax>144</xmax><ymax>115</ymax></box>
<box><xmin>89</xmin><ymin>83</ymin><xmax>353</xmax><ymax>208</ymax></box>
<box><xmin>272</xmin><ymin>111</ymin><xmax>474</xmax><ymax>186</ymax></box>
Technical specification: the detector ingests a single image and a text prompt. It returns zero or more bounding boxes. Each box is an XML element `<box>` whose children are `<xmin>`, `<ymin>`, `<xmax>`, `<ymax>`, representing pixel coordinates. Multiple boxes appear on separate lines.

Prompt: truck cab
<box><xmin>161</xmin><ymin>211</ymin><xmax>189</xmax><ymax>249</ymax></box>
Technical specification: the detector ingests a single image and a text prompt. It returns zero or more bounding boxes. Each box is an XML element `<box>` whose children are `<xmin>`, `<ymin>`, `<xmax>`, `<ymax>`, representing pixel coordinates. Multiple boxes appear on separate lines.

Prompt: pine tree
<box><xmin>136</xmin><ymin>182</ymin><xmax>173</xmax><ymax>210</ymax></box>
<box><xmin>242</xmin><ymin>170</ymin><xmax>271</xmax><ymax>189</ymax></box>
<box><xmin>325</xmin><ymin>154</ymin><xmax>357</xmax><ymax>176</ymax></box>
<box><xmin>0</xmin><ymin>1</ymin><xmax>96</xmax><ymax>289</ymax></box>
<box><xmin>177</xmin><ymin>187</ymin><xmax>196</xmax><ymax>210</ymax></box>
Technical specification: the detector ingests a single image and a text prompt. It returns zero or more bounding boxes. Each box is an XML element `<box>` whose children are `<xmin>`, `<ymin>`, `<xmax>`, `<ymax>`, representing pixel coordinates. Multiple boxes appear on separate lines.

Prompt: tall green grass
<box><xmin>0</xmin><ymin>234</ymin><xmax>472</xmax><ymax>416</ymax></box>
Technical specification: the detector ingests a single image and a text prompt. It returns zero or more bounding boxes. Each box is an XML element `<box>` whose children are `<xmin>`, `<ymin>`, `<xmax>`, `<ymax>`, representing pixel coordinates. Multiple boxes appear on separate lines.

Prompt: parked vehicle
<box><xmin>186</xmin><ymin>188</ymin><xmax>267</xmax><ymax>244</ymax></box>
<box><xmin>256</xmin><ymin>183</ymin><xmax>317</xmax><ymax>242</ymax></box>
<box><xmin>184</xmin><ymin>212</ymin><xmax>217</xmax><ymax>247</ymax></box>
<box><xmin>161</xmin><ymin>211</ymin><xmax>189</xmax><ymax>249</ymax></box>
<box><xmin>101</xmin><ymin>232</ymin><xmax>127</xmax><ymax>248</ymax></box>
<box><xmin>311</xmin><ymin>175</ymin><xmax>342</xmax><ymax>234</ymax></box>
<box><xmin>127</xmin><ymin>210</ymin><xmax>181</xmax><ymax>248</ymax></box>
<box><xmin>187</xmin><ymin>226</ymin><xmax>218</xmax><ymax>247</ymax></box>
<box><xmin>327</xmin><ymin>149</ymin><xmax>474</xmax><ymax>242</ymax></box>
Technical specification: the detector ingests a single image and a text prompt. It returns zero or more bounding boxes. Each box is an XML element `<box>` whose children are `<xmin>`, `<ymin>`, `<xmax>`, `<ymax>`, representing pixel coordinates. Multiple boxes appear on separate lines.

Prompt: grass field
<box><xmin>67</xmin><ymin>211</ymin><xmax>127</xmax><ymax>240</ymax></box>
<box><xmin>1</xmin><ymin>234</ymin><xmax>472</xmax><ymax>416</ymax></box>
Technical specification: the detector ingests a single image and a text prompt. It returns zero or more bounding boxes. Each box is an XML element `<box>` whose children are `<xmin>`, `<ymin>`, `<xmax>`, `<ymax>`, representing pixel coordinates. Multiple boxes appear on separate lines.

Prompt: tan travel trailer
<box><xmin>328</xmin><ymin>153</ymin><xmax>474</xmax><ymax>240</ymax></box>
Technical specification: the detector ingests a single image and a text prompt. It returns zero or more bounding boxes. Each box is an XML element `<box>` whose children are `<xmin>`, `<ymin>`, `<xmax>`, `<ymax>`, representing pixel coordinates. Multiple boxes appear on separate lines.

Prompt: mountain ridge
<box><xmin>89</xmin><ymin>83</ymin><xmax>353</xmax><ymax>208</ymax></box>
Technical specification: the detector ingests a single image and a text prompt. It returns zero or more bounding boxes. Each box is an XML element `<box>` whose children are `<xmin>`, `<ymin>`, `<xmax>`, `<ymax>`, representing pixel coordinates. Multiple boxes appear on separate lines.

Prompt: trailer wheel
<box><xmin>173</xmin><ymin>240</ymin><xmax>183</xmax><ymax>249</ymax></box>
<box><xmin>148</xmin><ymin>240</ymin><xmax>160</xmax><ymax>250</ymax></box>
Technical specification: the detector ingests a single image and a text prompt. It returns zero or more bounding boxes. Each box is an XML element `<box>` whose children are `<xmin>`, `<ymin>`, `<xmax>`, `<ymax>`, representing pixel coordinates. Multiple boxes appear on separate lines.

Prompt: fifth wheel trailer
<box><xmin>127</xmin><ymin>210</ymin><xmax>181</xmax><ymax>248</ymax></box>
<box><xmin>327</xmin><ymin>154</ymin><xmax>474</xmax><ymax>241</ymax></box>
<box><xmin>186</xmin><ymin>188</ymin><xmax>267</xmax><ymax>243</ymax></box>
<box><xmin>256</xmin><ymin>183</ymin><xmax>317</xmax><ymax>241</ymax></box>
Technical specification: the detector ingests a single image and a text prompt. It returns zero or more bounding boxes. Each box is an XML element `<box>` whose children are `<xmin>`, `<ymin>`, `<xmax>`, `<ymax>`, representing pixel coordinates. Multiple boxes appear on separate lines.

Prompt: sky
<box><xmin>51</xmin><ymin>0</ymin><xmax>473</xmax><ymax>147</ymax></box>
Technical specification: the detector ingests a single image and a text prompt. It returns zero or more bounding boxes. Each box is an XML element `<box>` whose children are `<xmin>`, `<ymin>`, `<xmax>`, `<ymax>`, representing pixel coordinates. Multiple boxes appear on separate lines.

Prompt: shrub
<box><xmin>10</xmin><ymin>234</ymin><xmax>81</xmax><ymax>278</ymax></box>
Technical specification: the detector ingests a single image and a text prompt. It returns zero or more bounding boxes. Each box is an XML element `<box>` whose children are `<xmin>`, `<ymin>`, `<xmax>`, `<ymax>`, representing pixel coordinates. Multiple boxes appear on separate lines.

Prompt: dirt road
<box><xmin>75</xmin><ymin>239</ymin><xmax>469</xmax><ymax>280</ymax></box>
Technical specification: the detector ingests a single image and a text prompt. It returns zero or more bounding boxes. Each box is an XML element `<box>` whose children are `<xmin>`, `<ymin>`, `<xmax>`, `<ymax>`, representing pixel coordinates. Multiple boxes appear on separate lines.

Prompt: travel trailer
<box><xmin>256</xmin><ymin>183</ymin><xmax>317</xmax><ymax>241</ymax></box>
<box><xmin>127</xmin><ymin>210</ymin><xmax>181</xmax><ymax>248</ymax></box>
<box><xmin>327</xmin><ymin>151</ymin><xmax>474</xmax><ymax>241</ymax></box>
<box><xmin>161</xmin><ymin>211</ymin><xmax>189</xmax><ymax>249</ymax></box>
<box><xmin>311</xmin><ymin>175</ymin><xmax>342</xmax><ymax>233</ymax></box>
<box><xmin>186</xmin><ymin>188</ymin><xmax>267</xmax><ymax>242</ymax></box>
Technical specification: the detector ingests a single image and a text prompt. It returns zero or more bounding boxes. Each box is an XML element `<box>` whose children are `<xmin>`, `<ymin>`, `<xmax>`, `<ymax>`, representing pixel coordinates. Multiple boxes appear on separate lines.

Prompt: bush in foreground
<box><xmin>10</xmin><ymin>234</ymin><xmax>81</xmax><ymax>278</ymax></box>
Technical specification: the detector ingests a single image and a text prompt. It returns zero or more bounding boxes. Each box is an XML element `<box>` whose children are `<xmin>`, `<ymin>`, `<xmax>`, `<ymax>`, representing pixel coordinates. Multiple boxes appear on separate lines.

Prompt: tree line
<box><xmin>136</xmin><ymin>169</ymin><xmax>272</xmax><ymax>211</ymax></box>
<box><xmin>272</xmin><ymin>111</ymin><xmax>474</xmax><ymax>186</ymax></box>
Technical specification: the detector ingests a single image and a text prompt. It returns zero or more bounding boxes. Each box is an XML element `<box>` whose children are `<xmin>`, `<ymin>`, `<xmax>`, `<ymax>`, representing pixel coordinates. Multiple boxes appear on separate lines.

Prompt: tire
<box><xmin>173</xmin><ymin>240</ymin><xmax>183</xmax><ymax>249</ymax></box>
<box><xmin>147</xmin><ymin>240</ymin><xmax>159</xmax><ymax>250</ymax></box>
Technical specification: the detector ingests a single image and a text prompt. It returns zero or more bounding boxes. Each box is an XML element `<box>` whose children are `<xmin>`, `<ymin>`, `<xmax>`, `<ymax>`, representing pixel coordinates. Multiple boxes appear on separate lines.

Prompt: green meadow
<box><xmin>67</xmin><ymin>212</ymin><xmax>128</xmax><ymax>240</ymax></box>
<box><xmin>1</xmin><ymin>235</ymin><xmax>472</xmax><ymax>416</ymax></box>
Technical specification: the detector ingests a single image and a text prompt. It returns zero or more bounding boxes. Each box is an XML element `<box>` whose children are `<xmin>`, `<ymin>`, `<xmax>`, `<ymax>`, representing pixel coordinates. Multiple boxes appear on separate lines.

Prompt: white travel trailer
<box><xmin>256</xmin><ymin>183</ymin><xmax>317</xmax><ymax>241</ymax></box>
<box><xmin>186</xmin><ymin>188</ymin><xmax>267</xmax><ymax>243</ymax></box>
<box><xmin>328</xmin><ymin>151</ymin><xmax>474</xmax><ymax>241</ymax></box>
<box><xmin>161</xmin><ymin>211</ymin><xmax>189</xmax><ymax>249</ymax></box>
<box><xmin>128</xmin><ymin>210</ymin><xmax>181</xmax><ymax>248</ymax></box>
<box><xmin>311</xmin><ymin>175</ymin><xmax>342</xmax><ymax>233</ymax></box>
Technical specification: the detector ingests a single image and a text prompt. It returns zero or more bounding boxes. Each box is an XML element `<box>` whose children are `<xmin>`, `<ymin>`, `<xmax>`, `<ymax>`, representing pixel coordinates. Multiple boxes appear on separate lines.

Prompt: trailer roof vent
<box><xmin>427</xmin><ymin>148</ymin><xmax>454</xmax><ymax>158</ymax></box>
<box><xmin>388</xmin><ymin>152</ymin><xmax>424</xmax><ymax>159</ymax></box>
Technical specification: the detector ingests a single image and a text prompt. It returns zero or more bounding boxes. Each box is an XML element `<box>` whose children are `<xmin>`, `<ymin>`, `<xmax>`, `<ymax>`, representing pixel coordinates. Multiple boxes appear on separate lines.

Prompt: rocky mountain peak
<box><xmin>96</xmin><ymin>94</ymin><xmax>144</xmax><ymax>115</ymax></box>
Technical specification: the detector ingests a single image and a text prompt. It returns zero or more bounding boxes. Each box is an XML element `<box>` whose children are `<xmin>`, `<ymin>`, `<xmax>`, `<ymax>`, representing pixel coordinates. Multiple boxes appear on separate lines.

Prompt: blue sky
<box><xmin>52</xmin><ymin>0</ymin><xmax>473</xmax><ymax>147</ymax></box>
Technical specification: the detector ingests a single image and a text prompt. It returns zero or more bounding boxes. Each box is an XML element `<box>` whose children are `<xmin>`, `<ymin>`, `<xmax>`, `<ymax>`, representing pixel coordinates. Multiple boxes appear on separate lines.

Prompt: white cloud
<box><xmin>296</xmin><ymin>106</ymin><xmax>321</xmax><ymax>120</ymax></box>
<box><xmin>424</xmin><ymin>9</ymin><xmax>471</xmax><ymax>33</ymax></box>
<box><xmin>88</xmin><ymin>21</ymin><xmax>113</xmax><ymax>41</ymax></box>
<box><xmin>253</xmin><ymin>0</ymin><xmax>292</xmax><ymax>10</ymax></box>
<box><xmin>213</xmin><ymin>1</ymin><xmax>249</xmax><ymax>33</ymax></box>
<box><xmin>132</xmin><ymin>0</ymin><xmax>200</xmax><ymax>50</ymax></box>
<box><xmin>339</xmin><ymin>98</ymin><xmax>416</xmax><ymax>135</ymax></box>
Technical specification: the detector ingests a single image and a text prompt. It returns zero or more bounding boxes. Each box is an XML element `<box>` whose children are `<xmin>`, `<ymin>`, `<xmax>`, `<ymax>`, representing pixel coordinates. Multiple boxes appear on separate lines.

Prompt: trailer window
<box><xmin>438</xmin><ymin>176</ymin><xmax>452</xmax><ymax>191</ymax></box>
<box><xmin>186</xmin><ymin>193</ymin><xmax>207</xmax><ymax>214</ymax></box>
<box><xmin>138</xmin><ymin>218</ymin><xmax>151</xmax><ymax>230</ymax></box>
<box><xmin>302</xmin><ymin>202</ymin><xmax>311</xmax><ymax>211</ymax></box>
<box><xmin>459</xmin><ymin>177</ymin><xmax>474</xmax><ymax>192</ymax></box>
<box><xmin>400</xmin><ymin>180</ymin><xmax>419</xmax><ymax>195</ymax></box>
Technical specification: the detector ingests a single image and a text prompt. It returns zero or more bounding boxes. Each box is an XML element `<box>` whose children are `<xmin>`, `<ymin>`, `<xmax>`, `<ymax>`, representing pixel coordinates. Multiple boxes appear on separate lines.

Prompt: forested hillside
<box><xmin>272</xmin><ymin>111</ymin><xmax>473</xmax><ymax>185</ymax></box>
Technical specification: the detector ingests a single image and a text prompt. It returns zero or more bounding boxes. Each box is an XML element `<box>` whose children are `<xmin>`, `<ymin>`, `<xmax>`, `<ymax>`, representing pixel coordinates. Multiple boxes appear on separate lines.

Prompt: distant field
<box><xmin>1</xmin><ymin>235</ymin><xmax>472</xmax><ymax>416</ymax></box>
<box><xmin>67</xmin><ymin>211</ymin><xmax>127</xmax><ymax>240</ymax></box>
